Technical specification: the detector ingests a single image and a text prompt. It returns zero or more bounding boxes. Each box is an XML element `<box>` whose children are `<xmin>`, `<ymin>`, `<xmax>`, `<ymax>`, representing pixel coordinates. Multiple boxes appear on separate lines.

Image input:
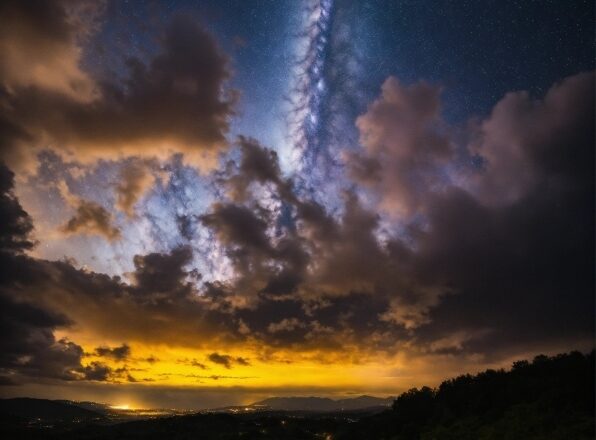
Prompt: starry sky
<box><xmin>0</xmin><ymin>0</ymin><xmax>593</xmax><ymax>409</ymax></box>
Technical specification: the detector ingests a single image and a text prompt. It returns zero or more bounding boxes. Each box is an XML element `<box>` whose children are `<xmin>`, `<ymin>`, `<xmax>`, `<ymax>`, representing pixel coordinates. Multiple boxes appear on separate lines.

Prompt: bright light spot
<box><xmin>111</xmin><ymin>404</ymin><xmax>131</xmax><ymax>410</ymax></box>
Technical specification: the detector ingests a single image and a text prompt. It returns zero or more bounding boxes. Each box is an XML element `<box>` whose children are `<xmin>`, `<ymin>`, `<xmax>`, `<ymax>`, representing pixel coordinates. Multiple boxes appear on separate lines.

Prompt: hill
<box><xmin>251</xmin><ymin>395</ymin><xmax>393</xmax><ymax>411</ymax></box>
<box><xmin>0</xmin><ymin>398</ymin><xmax>103</xmax><ymax>421</ymax></box>
<box><xmin>337</xmin><ymin>350</ymin><xmax>595</xmax><ymax>439</ymax></box>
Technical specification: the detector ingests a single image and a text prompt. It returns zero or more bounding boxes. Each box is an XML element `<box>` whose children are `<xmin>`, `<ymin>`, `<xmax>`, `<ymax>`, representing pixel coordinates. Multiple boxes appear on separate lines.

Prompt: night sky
<box><xmin>0</xmin><ymin>0</ymin><xmax>593</xmax><ymax>409</ymax></box>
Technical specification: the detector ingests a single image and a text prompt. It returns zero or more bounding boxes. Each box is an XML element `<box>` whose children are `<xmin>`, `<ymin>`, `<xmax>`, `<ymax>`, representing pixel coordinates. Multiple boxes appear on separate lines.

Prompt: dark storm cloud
<box><xmin>235</xmin><ymin>297</ymin><xmax>309</xmax><ymax>345</ymax></box>
<box><xmin>200</xmin><ymin>203</ymin><xmax>272</xmax><ymax>253</ymax></box>
<box><xmin>233</xmin><ymin>292</ymin><xmax>398</xmax><ymax>351</ymax></box>
<box><xmin>469</xmin><ymin>71</ymin><xmax>594</xmax><ymax>206</ymax></box>
<box><xmin>260</xmin><ymin>270</ymin><xmax>303</xmax><ymax>297</ymax></box>
<box><xmin>0</xmin><ymin>163</ymin><xmax>82</xmax><ymax>383</ymax></box>
<box><xmin>0</xmin><ymin>292</ymin><xmax>82</xmax><ymax>382</ymax></box>
<box><xmin>81</xmin><ymin>362</ymin><xmax>112</xmax><ymax>381</ymax></box>
<box><xmin>208</xmin><ymin>353</ymin><xmax>233</xmax><ymax>369</ymax></box>
<box><xmin>0</xmin><ymin>163</ymin><xmax>123</xmax><ymax>384</ymax></box>
<box><xmin>131</xmin><ymin>246</ymin><xmax>194</xmax><ymax>298</ymax></box>
<box><xmin>207</xmin><ymin>353</ymin><xmax>250</xmax><ymax>369</ymax></box>
<box><xmin>199</xmin><ymin>179</ymin><xmax>310</xmax><ymax>301</ymax></box>
<box><xmin>347</xmin><ymin>71</ymin><xmax>594</xmax><ymax>356</ymax></box>
<box><xmin>0</xmin><ymin>1</ymin><xmax>235</xmax><ymax>172</ymax></box>
<box><xmin>408</xmin><ymin>71</ymin><xmax>595</xmax><ymax>357</ymax></box>
<box><xmin>0</xmin><ymin>165</ymin><xmax>35</xmax><ymax>252</ymax></box>
<box><xmin>200</xmin><ymin>138</ymin><xmax>437</xmax><ymax>333</ymax></box>
<box><xmin>0</xmin><ymin>165</ymin><xmax>233</xmax><ymax>362</ymax></box>
<box><xmin>295</xmin><ymin>200</ymin><xmax>339</xmax><ymax>242</ymax></box>
<box><xmin>225</xmin><ymin>136</ymin><xmax>295</xmax><ymax>202</ymax></box>
<box><xmin>0</xmin><ymin>229</ymin><xmax>242</xmax><ymax>350</ymax></box>
<box><xmin>93</xmin><ymin>344</ymin><xmax>131</xmax><ymax>361</ymax></box>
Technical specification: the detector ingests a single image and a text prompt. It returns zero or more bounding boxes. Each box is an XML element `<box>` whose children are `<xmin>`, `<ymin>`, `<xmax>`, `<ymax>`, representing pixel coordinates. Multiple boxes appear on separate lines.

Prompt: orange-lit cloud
<box><xmin>0</xmin><ymin>1</ymin><xmax>235</xmax><ymax>174</ymax></box>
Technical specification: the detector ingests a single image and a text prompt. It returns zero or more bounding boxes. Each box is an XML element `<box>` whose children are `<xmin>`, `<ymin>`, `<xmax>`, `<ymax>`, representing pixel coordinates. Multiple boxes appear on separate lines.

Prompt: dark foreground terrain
<box><xmin>0</xmin><ymin>351</ymin><xmax>593</xmax><ymax>439</ymax></box>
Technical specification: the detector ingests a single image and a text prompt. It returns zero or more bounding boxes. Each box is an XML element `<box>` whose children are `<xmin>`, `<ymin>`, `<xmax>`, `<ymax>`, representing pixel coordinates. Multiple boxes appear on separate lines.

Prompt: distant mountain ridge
<box><xmin>0</xmin><ymin>398</ymin><xmax>103</xmax><ymax>420</ymax></box>
<box><xmin>250</xmin><ymin>395</ymin><xmax>394</xmax><ymax>411</ymax></box>
<box><xmin>0</xmin><ymin>395</ymin><xmax>394</xmax><ymax>418</ymax></box>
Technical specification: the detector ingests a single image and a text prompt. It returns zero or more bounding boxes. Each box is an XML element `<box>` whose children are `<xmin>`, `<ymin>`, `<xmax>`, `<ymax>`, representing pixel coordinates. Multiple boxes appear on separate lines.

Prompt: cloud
<box><xmin>81</xmin><ymin>361</ymin><xmax>112</xmax><ymax>381</ymax></box>
<box><xmin>0</xmin><ymin>164</ymin><xmax>35</xmax><ymax>252</ymax></box>
<box><xmin>0</xmin><ymin>242</ymin><xmax>231</xmax><ymax>350</ymax></box>
<box><xmin>0</xmin><ymin>6</ymin><xmax>235</xmax><ymax>173</ymax></box>
<box><xmin>130</xmin><ymin>246</ymin><xmax>194</xmax><ymax>301</ymax></box>
<box><xmin>60</xmin><ymin>200</ymin><xmax>121</xmax><ymax>241</ymax></box>
<box><xmin>267</xmin><ymin>318</ymin><xmax>306</xmax><ymax>333</ymax></box>
<box><xmin>191</xmin><ymin>360</ymin><xmax>208</xmax><ymax>370</ymax></box>
<box><xmin>207</xmin><ymin>353</ymin><xmax>250</xmax><ymax>369</ymax></box>
<box><xmin>468</xmin><ymin>71</ymin><xmax>594</xmax><ymax>206</ymax></box>
<box><xmin>0</xmin><ymin>0</ymin><xmax>102</xmax><ymax>171</ymax></box>
<box><xmin>383</xmin><ymin>72</ymin><xmax>594</xmax><ymax>356</ymax></box>
<box><xmin>115</xmin><ymin>160</ymin><xmax>156</xmax><ymax>218</ymax></box>
<box><xmin>349</xmin><ymin>77</ymin><xmax>453</xmax><ymax>217</ymax></box>
<box><xmin>0</xmin><ymin>291</ymin><xmax>83</xmax><ymax>382</ymax></box>
<box><xmin>208</xmin><ymin>353</ymin><xmax>233</xmax><ymax>369</ymax></box>
<box><xmin>204</xmin><ymin>72</ymin><xmax>594</xmax><ymax>356</ymax></box>
<box><xmin>176</xmin><ymin>358</ymin><xmax>209</xmax><ymax>369</ymax></box>
<box><xmin>200</xmin><ymin>204</ymin><xmax>272</xmax><ymax>253</ymax></box>
<box><xmin>58</xmin><ymin>181</ymin><xmax>120</xmax><ymax>240</ymax></box>
<box><xmin>235</xmin><ymin>357</ymin><xmax>250</xmax><ymax>366</ymax></box>
<box><xmin>0</xmin><ymin>164</ymin><xmax>115</xmax><ymax>384</ymax></box>
<box><xmin>225</xmin><ymin>136</ymin><xmax>295</xmax><ymax>202</ymax></box>
<box><xmin>0</xmin><ymin>0</ymin><xmax>101</xmax><ymax>100</ymax></box>
<box><xmin>199</xmin><ymin>139</ymin><xmax>443</xmax><ymax>332</ymax></box>
<box><xmin>93</xmin><ymin>344</ymin><xmax>131</xmax><ymax>361</ymax></box>
<box><xmin>336</xmin><ymin>72</ymin><xmax>594</xmax><ymax>347</ymax></box>
<box><xmin>184</xmin><ymin>374</ymin><xmax>256</xmax><ymax>381</ymax></box>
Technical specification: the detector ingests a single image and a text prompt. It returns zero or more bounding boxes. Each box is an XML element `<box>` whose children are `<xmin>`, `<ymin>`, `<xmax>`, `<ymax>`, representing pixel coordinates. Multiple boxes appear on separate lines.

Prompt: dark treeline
<box><xmin>0</xmin><ymin>351</ymin><xmax>593</xmax><ymax>439</ymax></box>
<box><xmin>337</xmin><ymin>350</ymin><xmax>595</xmax><ymax>439</ymax></box>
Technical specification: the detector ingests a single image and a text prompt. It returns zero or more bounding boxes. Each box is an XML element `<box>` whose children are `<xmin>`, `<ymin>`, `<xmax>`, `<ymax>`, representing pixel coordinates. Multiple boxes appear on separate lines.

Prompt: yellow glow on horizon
<box><xmin>48</xmin><ymin>331</ymin><xmax>526</xmax><ymax>410</ymax></box>
<box><xmin>65</xmin><ymin>338</ymin><xmax>415</xmax><ymax>393</ymax></box>
<box><xmin>51</xmin><ymin>332</ymin><xmax>481</xmax><ymax>403</ymax></box>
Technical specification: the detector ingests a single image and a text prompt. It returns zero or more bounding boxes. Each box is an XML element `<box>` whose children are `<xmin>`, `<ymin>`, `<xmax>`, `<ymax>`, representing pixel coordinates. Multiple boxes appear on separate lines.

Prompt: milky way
<box><xmin>132</xmin><ymin>0</ymin><xmax>344</xmax><ymax>280</ymax></box>
<box><xmin>289</xmin><ymin>0</ymin><xmax>334</xmax><ymax>174</ymax></box>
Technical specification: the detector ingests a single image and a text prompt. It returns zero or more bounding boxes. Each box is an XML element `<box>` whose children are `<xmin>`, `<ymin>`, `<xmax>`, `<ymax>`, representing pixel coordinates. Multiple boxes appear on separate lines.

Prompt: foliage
<box><xmin>337</xmin><ymin>351</ymin><xmax>594</xmax><ymax>439</ymax></box>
